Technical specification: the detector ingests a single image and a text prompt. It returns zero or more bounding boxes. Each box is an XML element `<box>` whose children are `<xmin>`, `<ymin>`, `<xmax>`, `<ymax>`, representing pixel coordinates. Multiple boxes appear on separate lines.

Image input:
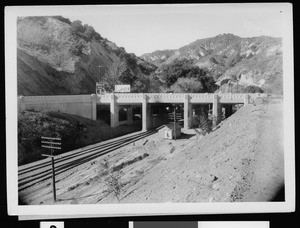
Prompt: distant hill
<box><xmin>141</xmin><ymin>34</ymin><xmax>283</xmax><ymax>94</ymax></box>
<box><xmin>17</xmin><ymin>16</ymin><xmax>158</xmax><ymax>95</ymax></box>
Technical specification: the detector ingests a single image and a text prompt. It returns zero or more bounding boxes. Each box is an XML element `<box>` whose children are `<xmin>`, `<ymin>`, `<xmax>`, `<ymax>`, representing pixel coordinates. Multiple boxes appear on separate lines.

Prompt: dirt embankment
<box><xmin>19</xmin><ymin>99</ymin><xmax>284</xmax><ymax>204</ymax></box>
<box><xmin>117</xmin><ymin>99</ymin><xmax>284</xmax><ymax>203</ymax></box>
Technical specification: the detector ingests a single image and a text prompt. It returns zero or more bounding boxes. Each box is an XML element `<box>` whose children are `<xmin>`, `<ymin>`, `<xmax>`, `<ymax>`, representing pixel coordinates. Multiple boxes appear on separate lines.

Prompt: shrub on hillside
<box><xmin>70</xmin><ymin>39</ymin><xmax>86</xmax><ymax>55</ymax></box>
<box><xmin>170</xmin><ymin>77</ymin><xmax>203</xmax><ymax>93</ymax></box>
<box><xmin>159</xmin><ymin>58</ymin><xmax>217</xmax><ymax>93</ymax></box>
<box><xmin>70</xmin><ymin>20</ymin><xmax>85</xmax><ymax>34</ymax></box>
<box><xmin>244</xmin><ymin>85</ymin><xmax>264</xmax><ymax>93</ymax></box>
<box><xmin>83</xmin><ymin>25</ymin><xmax>96</xmax><ymax>40</ymax></box>
<box><xmin>52</xmin><ymin>16</ymin><xmax>71</xmax><ymax>25</ymax></box>
<box><xmin>138</xmin><ymin>61</ymin><xmax>158</xmax><ymax>75</ymax></box>
<box><xmin>18</xmin><ymin>111</ymin><xmax>82</xmax><ymax>165</ymax></box>
<box><xmin>119</xmin><ymin>68</ymin><xmax>137</xmax><ymax>85</ymax></box>
<box><xmin>160</xmin><ymin>59</ymin><xmax>197</xmax><ymax>87</ymax></box>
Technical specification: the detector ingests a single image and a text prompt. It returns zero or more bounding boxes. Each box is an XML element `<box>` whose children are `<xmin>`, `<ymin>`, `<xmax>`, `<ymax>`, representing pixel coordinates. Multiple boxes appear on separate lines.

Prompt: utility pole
<box><xmin>41</xmin><ymin>136</ymin><xmax>61</xmax><ymax>202</ymax></box>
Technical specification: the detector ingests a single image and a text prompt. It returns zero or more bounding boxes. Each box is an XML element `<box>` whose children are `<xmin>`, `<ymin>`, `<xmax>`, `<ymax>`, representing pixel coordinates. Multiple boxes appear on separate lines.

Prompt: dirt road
<box><xmin>19</xmin><ymin>99</ymin><xmax>284</xmax><ymax>204</ymax></box>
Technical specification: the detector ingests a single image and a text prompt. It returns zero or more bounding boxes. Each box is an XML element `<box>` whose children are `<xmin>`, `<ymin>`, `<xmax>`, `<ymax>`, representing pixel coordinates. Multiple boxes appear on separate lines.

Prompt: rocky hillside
<box><xmin>141</xmin><ymin>34</ymin><xmax>283</xmax><ymax>94</ymax></box>
<box><xmin>17</xmin><ymin>16</ymin><xmax>158</xmax><ymax>95</ymax></box>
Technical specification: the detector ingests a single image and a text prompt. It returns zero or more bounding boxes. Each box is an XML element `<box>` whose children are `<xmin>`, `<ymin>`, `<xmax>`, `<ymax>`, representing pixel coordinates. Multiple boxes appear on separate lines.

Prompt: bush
<box><xmin>52</xmin><ymin>16</ymin><xmax>71</xmax><ymax>25</ymax></box>
<box><xmin>70</xmin><ymin>39</ymin><xmax>86</xmax><ymax>55</ymax></box>
<box><xmin>70</xmin><ymin>20</ymin><xmax>85</xmax><ymax>34</ymax></box>
<box><xmin>18</xmin><ymin>111</ymin><xmax>82</xmax><ymax>165</ymax></box>
<box><xmin>244</xmin><ymin>85</ymin><xmax>264</xmax><ymax>93</ymax></box>
<box><xmin>159</xmin><ymin>58</ymin><xmax>217</xmax><ymax>93</ymax></box>
<box><xmin>170</xmin><ymin>77</ymin><xmax>203</xmax><ymax>93</ymax></box>
<box><xmin>83</xmin><ymin>25</ymin><xmax>96</xmax><ymax>40</ymax></box>
<box><xmin>119</xmin><ymin>68</ymin><xmax>137</xmax><ymax>85</ymax></box>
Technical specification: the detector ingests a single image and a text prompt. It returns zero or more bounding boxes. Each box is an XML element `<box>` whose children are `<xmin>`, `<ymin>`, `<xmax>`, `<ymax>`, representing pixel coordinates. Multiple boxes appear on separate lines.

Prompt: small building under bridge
<box><xmin>18</xmin><ymin>93</ymin><xmax>267</xmax><ymax>131</ymax></box>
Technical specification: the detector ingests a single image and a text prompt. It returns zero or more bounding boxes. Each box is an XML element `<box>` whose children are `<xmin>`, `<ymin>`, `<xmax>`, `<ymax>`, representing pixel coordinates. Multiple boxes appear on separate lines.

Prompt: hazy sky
<box><xmin>18</xmin><ymin>4</ymin><xmax>284</xmax><ymax>56</ymax></box>
<box><xmin>65</xmin><ymin>4</ymin><xmax>283</xmax><ymax>56</ymax></box>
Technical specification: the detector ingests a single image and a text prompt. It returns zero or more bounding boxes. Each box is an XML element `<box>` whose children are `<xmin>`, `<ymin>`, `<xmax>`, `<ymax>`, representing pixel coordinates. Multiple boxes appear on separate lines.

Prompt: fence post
<box><xmin>51</xmin><ymin>149</ymin><xmax>57</xmax><ymax>202</ymax></box>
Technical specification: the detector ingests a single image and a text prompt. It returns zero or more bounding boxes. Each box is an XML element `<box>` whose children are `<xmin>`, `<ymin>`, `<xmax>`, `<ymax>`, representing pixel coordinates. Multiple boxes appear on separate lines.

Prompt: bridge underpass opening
<box><xmin>191</xmin><ymin>104</ymin><xmax>211</xmax><ymax>129</ymax></box>
<box><xmin>118</xmin><ymin>105</ymin><xmax>141</xmax><ymax>127</ymax></box>
<box><xmin>118</xmin><ymin>105</ymin><xmax>143</xmax><ymax>130</ymax></box>
<box><xmin>189</xmin><ymin>103</ymin><xmax>243</xmax><ymax>129</ymax></box>
<box><xmin>145</xmin><ymin>103</ymin><xmax>186</xmax><ymax>130</ymax></box>
<box><xmin>96</xmin><ymin>104</ymin><xmax>142</xmax><ymax>130</ymax></box>
<box><xmin>221</xmin><ymin>103</ymin><xmax>244</xmax><ymax>120</ymax></box>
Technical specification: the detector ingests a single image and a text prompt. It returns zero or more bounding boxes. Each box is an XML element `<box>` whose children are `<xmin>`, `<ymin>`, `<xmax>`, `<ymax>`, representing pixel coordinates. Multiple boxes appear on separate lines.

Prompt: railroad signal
<box><xmin>41</xmin><ymin>136</ymin><xmax>61</xmax><ymax>202</ymax></box>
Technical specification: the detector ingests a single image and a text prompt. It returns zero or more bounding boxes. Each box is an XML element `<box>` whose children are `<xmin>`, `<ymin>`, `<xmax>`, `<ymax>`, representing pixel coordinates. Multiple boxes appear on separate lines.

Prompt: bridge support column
<box><xmin>110</xmin><ymin>94</ymin><xmax>119</xmax><ymax>127</ymax></box>
<box><xmin>184</xmin><ymin>95</ymin><xmax>192</xmax><ymax>130</ymax></box>
<box><xmin>127</xmin><ymin>106</ymin><xmax>133</xmax><ymax>125</ymax></box>
<box><xmin>91</xmin><ymin>94</ymin><xmax>97</xmax><ymax>120</ymax></box>
<box><xmin>244</xmin><ymin>94</ymin><xmax>250</xmax><ymax>105</ymax></box>
<box><xmin>213</xmin><ymin>94</ymin><xmax>222</xmax><ymax>126</ymax></box>
<box><xmin>142</xmin><ymin>94</ymin><xmax>148</xmax><ymax>131</ymax></box>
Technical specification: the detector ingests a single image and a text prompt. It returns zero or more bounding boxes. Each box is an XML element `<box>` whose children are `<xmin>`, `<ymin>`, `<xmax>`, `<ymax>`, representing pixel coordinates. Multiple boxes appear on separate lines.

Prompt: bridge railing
<box><xmin>96</xmin><ymin>93</ymin><xmax>265</xmax><ymax>104</ymax></box>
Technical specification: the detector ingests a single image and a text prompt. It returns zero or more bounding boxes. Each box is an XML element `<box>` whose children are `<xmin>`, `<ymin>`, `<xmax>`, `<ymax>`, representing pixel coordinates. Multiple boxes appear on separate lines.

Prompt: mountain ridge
<box><xmin>17</xmin><ymin>16</ymin><xmax>283</xmax><ymax>96</ymax></box>
<box><xmin>141</xmin><ymin>33</ymin><xmax>282</xmax><ymax>94</ymax></box>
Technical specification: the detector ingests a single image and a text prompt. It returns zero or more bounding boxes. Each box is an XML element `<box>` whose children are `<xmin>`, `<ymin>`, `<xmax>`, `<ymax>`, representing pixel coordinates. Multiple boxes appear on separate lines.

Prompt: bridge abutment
<box><xmin>91</xmin><ymin>94</ymin><xmax>97</xmax><ymax>120</ymax></box>
<box><xmin>244</xmin><ymin>94</ymin><xmax>250</xmax><ymax>105</ymax></box>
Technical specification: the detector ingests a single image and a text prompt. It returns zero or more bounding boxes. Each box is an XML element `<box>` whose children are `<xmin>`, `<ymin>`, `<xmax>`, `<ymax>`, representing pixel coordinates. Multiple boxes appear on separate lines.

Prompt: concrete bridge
<box><xmin>18</xmin><ymin>93</ymin><xmax>266</xmax><ymax>131</ymax></box>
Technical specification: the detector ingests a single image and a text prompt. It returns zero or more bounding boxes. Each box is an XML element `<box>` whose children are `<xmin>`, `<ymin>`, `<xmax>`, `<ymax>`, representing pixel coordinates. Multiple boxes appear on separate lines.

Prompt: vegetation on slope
<box><xmin>159</xmin><ymin>58</ymin><xmax>217</xmax><ymax>93</ymax></box>
<box><xmin>141</xmin><ymin>34</ymin><xmax>283</xmax><ymax>94</ymax></box>
<box><xmin>18</xmin><ymin>110</ymin><xmax>141</xmax><ymax>165</ymax></box>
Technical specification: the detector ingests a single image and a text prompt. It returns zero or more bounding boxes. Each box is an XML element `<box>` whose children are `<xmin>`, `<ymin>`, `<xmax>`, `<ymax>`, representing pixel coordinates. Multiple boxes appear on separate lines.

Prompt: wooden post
<box><xmin>51</xmin><ymin>149</ymin><xmax>56</xmax><ymax>202</ymax></box>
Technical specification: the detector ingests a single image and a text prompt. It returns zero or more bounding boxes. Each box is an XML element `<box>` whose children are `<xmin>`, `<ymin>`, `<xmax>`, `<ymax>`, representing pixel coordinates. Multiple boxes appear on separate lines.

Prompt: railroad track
<box><xmin>18</xmin><ymin>129</ymin><xmax>157</xmax><ymax>192</ymax></box>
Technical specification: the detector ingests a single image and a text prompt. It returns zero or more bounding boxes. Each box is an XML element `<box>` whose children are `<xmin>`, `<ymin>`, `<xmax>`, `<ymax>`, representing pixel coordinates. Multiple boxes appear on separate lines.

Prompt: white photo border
<box><xmin>5</xmin><ymin>3</ymin><xmax>295</xmax><ymax>218</ymax></box>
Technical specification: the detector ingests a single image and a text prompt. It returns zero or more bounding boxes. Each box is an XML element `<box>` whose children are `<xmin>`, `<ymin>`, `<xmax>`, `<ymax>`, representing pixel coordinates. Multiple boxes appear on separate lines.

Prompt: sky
<box><xmin>17</xmin><ymin>4</ymin><xmax>285</xmax><ymax>56</ymax></box>
<box><xmin>65</xmin><ymin>4</ymin><xmax>283</xmax><ymax>56</ymax></box>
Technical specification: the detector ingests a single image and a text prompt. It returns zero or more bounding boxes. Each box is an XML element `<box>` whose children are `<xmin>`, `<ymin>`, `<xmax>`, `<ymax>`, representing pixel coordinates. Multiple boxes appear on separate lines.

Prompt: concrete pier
<box><xmin>110</xmin><ymin>93</ymin><xmax>119</xmax><ymax>127</ymax></box>
<box><xmin>184</xmin><ymin>94</ymin><xmax>192</xmax><ymax>130</ymax></box>
<box><xmin>212</xmin><ymin>94</ymin><xmax>222</xmax><ymax>126</ymax></box>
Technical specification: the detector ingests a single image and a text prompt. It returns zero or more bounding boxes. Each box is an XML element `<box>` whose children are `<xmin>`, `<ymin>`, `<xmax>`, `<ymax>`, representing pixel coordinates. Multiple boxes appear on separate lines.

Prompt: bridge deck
<box><xmin>97</xmin><ymin>93</ymin><xmax>262</xmax><ymax>104</ymax></box>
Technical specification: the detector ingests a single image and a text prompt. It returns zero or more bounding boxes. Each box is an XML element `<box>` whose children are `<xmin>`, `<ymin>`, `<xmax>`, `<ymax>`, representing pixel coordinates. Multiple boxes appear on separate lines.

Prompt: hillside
<box><xmin>141</xmin><ymin>34</ymin><xmax>283</xmax><ymax>94</ymax></box>
<box><xmin>19</xmin><ymin>98</ymin><xmax>284</xmax><ymax>204</ymax></box>
<box><xmin>17</xmin><ymin>16</ymin><xmax>158</xmax><ymax>95</ymax></box>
